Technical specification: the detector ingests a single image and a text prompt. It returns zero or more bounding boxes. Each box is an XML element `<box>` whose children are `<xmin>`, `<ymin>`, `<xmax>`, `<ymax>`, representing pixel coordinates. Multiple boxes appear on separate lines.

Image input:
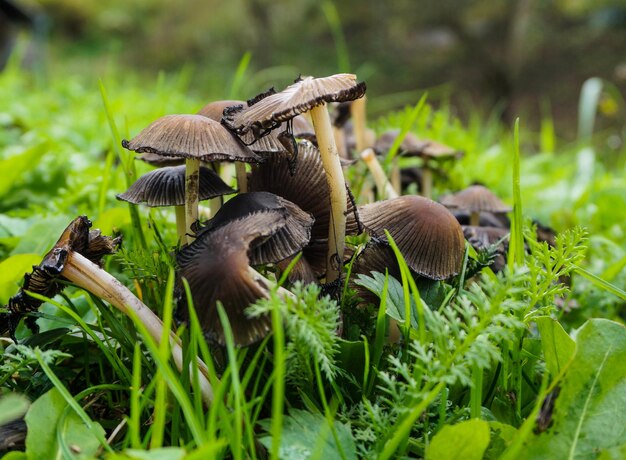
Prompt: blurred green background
<box><xmin>3</xmin><ymin>0</ymin><xmax>626</xmax><ymax>141</ymax></box>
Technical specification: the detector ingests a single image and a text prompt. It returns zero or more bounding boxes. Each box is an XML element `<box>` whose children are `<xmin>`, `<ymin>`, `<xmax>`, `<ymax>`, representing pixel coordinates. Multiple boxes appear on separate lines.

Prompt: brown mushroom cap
<box><xmin>198</xmin><ymin>191</ymin><xmax>313</xmax><ymax>266</ymax></box>
<box><xmin>248</xmin><ymin>140</ymin><xmax>361</xmax><ymax>278</ymax></box>
<box><xmin>122</xmin><ymin>114</ymin><xmax>263</xmax><ymax>163</ymax></box>
<box><xmin>440</xmin><ymin>185</ymin><xmax>512</xmax><ymax>214</ymax></box>
<box><xmin>116</xmin><ymin>165</ymin><xmax>235</xmax><ymax>207</ymax></box>
<box><xmin>5</xmin><ymin>216</ymin><xmax>120</xmax><ymax>327</ymax></box>
<box><xmin>359</xmin><ymin>196</ymin><xmax>465</xmax><ymax>280</ymax></box>
<box><xmin>136</xmin><ymin>151</ymin><xmax>185</xmax><ymax>167</ymax></box>
<box><xmin>222</xmin><ymin>74</ymin><xmax>366</xmax><ymax>139</ymax></box>
<box><xmin>176</xmin><ymin>211</ymin><xmax>287</xmax><ymax>346</ymax></box>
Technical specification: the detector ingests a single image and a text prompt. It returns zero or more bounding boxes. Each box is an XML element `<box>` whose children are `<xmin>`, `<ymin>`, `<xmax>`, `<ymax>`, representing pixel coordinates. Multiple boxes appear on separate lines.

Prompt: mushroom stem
<box><xmin>62</xmin><ymin>252</ymin><xmax>214</xmax><ymax>404</ymax></box>
<box><xmin>470</xmin><ymin>210</ymin><xmax>480</xmax><ymax>227</ymax></box>
<box><xmin>391</xmin><ymin>157</ymin><xmax>401</xmax><ymax>193</ymax></box>
<box><xmin>351</xmin><ymin>96</ymin><xmax>368</xmax><ymax>152</ymax></box>
<box><xmin>175</xmin><ymin>206</ymin><xmax>186</xmax><ymax>244</ymax></box>
<box><xmin>421</xmin><ymin>166</ymin><xmax>433</xmax><ymax>199</ymax></box>
<box><xmin>309</xmin><ymin>105</ymin><xmax>348</xmax><ymax>283</ymax></box>
<box><xmin>247</xmin><ymin>267</ymin><xmax>296</xmax><ymax>300</ymax></box>
<box><xmin>235</xmin><ymin>162</ymin><xmax>248</xmax><ymax>193</ymax></box>
<box><xmin>361</xmin><ymin>148</ymin><xmax>399</xmax><ymax>199</ymax></box>
<box><xmin>185</xmin><ymin>159</ymin><xmax>201</xmax><ymax>244</ymax></box>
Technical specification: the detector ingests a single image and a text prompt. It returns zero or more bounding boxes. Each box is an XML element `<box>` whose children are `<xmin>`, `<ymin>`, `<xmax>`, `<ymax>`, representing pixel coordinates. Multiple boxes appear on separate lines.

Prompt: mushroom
<box><xmin>358</xmin><ymin>196</ymin><xmax>465</xmax><ymax>280</ymax></box>
<box><xmin>122</xmin><ymin>114</ymin><xmax>262</xmax><ymax>244</ymax></box>
<box><xmin>2</xmin><ymin>216</ymin><xmax>214</xmax><ymax>403</ymax></box>
<box><xmin>223</xmin><ymin>74</ymin><xmax>366</xmax><ymax>282</ymax></box>
<box><xmin>176</xmin><ymin>207</ymin><xmax>306</xmax><ymax>346</ymax></box>
<box><xmin>360</xmin><ymin>147</ymin><xmax>399</xmax><ymax>200</ymax></box>
<box><xmin>462</xmin><ymin>225</ymin><xmax>510</xmax><ymax>273</ymax></box>
<box><xmin>248</xmin><ymin>140</ymin><xmax>361</xmax><ymax>281</ymax></box>
<box><xmin>196</xmin><ymin>191</ymin><xmax>314</xmax><ymax>267</ymax></box>
<box><xmin>440</xmin><ymin>185</ymin><xmax>512</xmax><ymax>227</ymax></box>
<box><xmin>116</xmin><ymin>165</ymin><xmax>236</xmax><ymax>243</ymax></box>
<box><xmin>374</xmin><ymin>130</ymin><xmax>461</xmax><ymax>198</ymax></box>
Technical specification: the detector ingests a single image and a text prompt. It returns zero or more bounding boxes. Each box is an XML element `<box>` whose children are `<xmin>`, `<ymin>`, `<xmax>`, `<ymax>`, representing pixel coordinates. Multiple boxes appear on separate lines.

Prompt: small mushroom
<box><xmin>374</xmin><ymin>130</ymin><xmax>461</xmax><ymax>198</ymax></box>
<box><xmin>116</xmin><ymin>165</ymin><xmax>235</xmax><ymax>243</ymax></box>
<box><xmin>440</xmin><ymin>185</ymin><xmax>512</xmax><ymax>227</ymax></box>
<box><xmin>359</xmin><ymin>196</ymin><xmax>465</xmax><ymax>280</ymax></box>
<box><xmin>176</xmin><ymin>209</ymin><xmax>302</xmax><ymax>346</ymax></box>
<box><xmin>122</xmin><ymin>114</ymin><xmax>262</xmax><ymax>244</ymax></box>
<box><xmin>223</xmin><ymin>74</ymin><xmax>366</xmax><ymax>282</ymax></box>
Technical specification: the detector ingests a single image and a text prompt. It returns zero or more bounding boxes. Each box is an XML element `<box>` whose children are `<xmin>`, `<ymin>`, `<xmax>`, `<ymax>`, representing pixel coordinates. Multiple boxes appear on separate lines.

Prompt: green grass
<box><xmin>1</xmin><ymin>62</ymin><xmax>625</xmax><ymax>460</ymax></box>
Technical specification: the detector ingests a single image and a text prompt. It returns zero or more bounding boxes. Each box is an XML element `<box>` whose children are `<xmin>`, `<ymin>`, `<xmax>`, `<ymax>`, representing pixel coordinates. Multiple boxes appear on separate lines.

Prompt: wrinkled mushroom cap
<box><xmin>359</xmin><ymin>196</ymin><xmax>465</xmax><ymax>280</ymax></box>
<box><xmin>248</xmin><ymin>140</ymin><xmax>361</xmax><ymax>278</ymax></box>
<box><xmin>198</xmin><ymin>191</ymin><xmax>313</xmax><ymax>266</ymax></box>
<box><xmin>176</xmin><ymin>211</ymin><xmax>287</xmax><ymax>345</ymax></box>
<box><xmin>5</xmin><ymin>216</ymin><xmax>120</xmax><ymax>319</ymax></box>
<box><xmin>122</xmin><ymin>114</ymin><xmax>263</xmax><ymax>163</ymax></box>
<box><xmin>223</xmin><ymin>74</ymin><xmax>366</xmax><ymax>139</ymax></box>
<box><xmin>440</xmin><ymin>185</ymin><xmax>512</xmax><ymax>214</ymax></box>
<box><xmin>116</xmin><ymin>165</ymin><xmax>235</xmax><ymax>207</ymax></box>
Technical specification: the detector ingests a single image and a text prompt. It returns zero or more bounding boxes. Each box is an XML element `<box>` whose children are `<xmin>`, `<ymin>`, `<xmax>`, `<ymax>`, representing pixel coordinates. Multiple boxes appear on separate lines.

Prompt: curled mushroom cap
<box><xmin>223</xmin><ymin>74</ymin><xmax>366</xmax><ymax>138</ymax></box>
<box><xmin>3</xmin><ymin>216</ymin><xmax>120</xmax><ymax>333</ymax></box>
<box><xmin>248</xmin><ymin>141</ymin><xmax>361</xmax><ymax>278</ymax></box>
<box><xmin>122</xmin><ymin>114</ymin><xmax>263</xmax><ymax>163</ymax></box>
<box><xmin>198</xmin><ymin>191</ymin><xmax>313</xmax><ymax>266</ymax></box>
<box><xmin>440</xmin><ymin>185</ymin><xmax>512</xmax><ymax>214</ymax></box>
<box><xmin>359</xmin><ymin>196</ymin><xmax>465</xmax><ymax>280</ymax></box>
<box><xmin>116</xmin><ymin>165</ymin><xmax>235</xmax><ymax>207</ymax></box>
<box><xmin>176</xmin><ymin>211</ymin><xmax>289</xmax><ymax>346</ymax></box>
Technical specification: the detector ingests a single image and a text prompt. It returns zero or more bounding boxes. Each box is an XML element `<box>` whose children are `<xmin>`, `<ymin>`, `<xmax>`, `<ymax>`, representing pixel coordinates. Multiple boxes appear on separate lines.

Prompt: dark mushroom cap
<box><xmin>116</xmin><ymin>165</ymin><xmax>235</xmax><ymax>207</ymax></box>
<box><xmin>248</xmin><ymin>140</ymin><xmax>361</xmax><ymax>278</ymax></box>
<box><xmin>359</xmin><ymin>196</ymin><xmax>464</xmax><ymax>280</ymax></box>
<box><xmin>198</xmin><ymin>191</ymin><xmax>313</xmax><ymax>266</ymax></box>
<box><xmin>463</xmin><ymin>225</ymin><xmax>510</xmax><ymax>273</ymax></box>
<box><xmin>122</xmin><ymin>114</ymin><xmax>263</xmax><ymax>163</ymax></box>
<box><xmin>176</xmin><ymin>211</ymin><xmax>287</xmax><ymax>345</ymax></box>
<box><xmin>136</xmin><ymin>151</ymin><xmax>185</xmax><ymax>167</ymax></box>
<box><xmin>5</xmin><ymin>216</ymin><xmax>120</xmax><ymax>322</ymax></box>
<box><xmin>223</xmin><ymin>74</ymin><xmax>366</xmax><ymax>139</ymax></box>
<box><xmin>440</xmin><ymin>185</ymin><xmax>512</xmax><ymax>214</ymax></box>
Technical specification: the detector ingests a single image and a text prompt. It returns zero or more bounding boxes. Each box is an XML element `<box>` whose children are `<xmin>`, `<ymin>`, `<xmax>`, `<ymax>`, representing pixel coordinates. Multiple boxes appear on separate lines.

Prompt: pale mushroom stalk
<box><xmin>391</xmin><ymin>158</ymin><xmax>401</xmax><ymax>193</ymax></box>
<box><xmin>175</xmin><ymin>206</ymin><xmax>186</xmax><ymax>244</ymax></box>
<box><xmin>470</xmin><ymin>211</ymin><xmax>480</xmax><ymax>227</ymax></box>
<box><xmin>310</xmin><ymin>105</ymin><xmax>348</xmax><ymax>282</ymax></box>
<box><xmin>247</xmin><ymin>267</ymin><xmax>296</xmax><ymax>301</ymax></box>
<box><xmin>421</xmin><ymin>165</ymin><xmax>433</xmax><ymax>199</ymax></box>
<box><xmin>185</xmin><ymin>158</ymin><xmax>200</xmax><ymax>244</ymax></box>
<box><xmin>62</xmin><ymin>251</ymin><xmax>214</xmax><ymax>404</ymax></box>
<box><xmin>235</xmin><ymin>162</ymin><xmax>248</xmax><ymax>193</ymax></box>
<box><xmin>361</xmin><ymin>148</ymin><xmax>399</xmax><ymax>199</ymax></box>
<box><xmin>351</xmin><ymin>96</ymin><xmax>368</xmax><ymax>152</ymax></box>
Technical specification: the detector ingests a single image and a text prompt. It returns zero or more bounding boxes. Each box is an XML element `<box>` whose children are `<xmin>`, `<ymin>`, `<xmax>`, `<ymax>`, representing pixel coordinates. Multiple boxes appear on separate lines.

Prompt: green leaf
<box><xmin>259</xmin><ymin>408</ymin><xmax>357</xmax><ymax>460</ymax></box>
<box><xmin>426</xmin><ymin>419</ymin><xmax>490</xmax><ymax>460</ymax></box>
<box><xmin>535</xmin><ymin>316</ymin><xmax>576</xmax><ymax>377</ymax></box>
<box><xmin>0</xmin><ymin>144</ymin><xmax>47</xmax><ymax>199</ymax></box>
<box><xmin>10</xmin><ymin>216</ymin><xmax>73</xmax><ymax>256</ymax></box>
<box><xmin>0</xmin><ymin>253</ymin><xmax>41</xmax><ymax>304</ymax></box>
<box><xmin>0</xmin><ymin>393</ymin><xmax>30</xmax><ymax>425</ymax></box>
<box><xmin>485</xmin><ymin>422</ymin><xmax>517</xmax><ymax>460</ymax></box>
<box><xmin>24</xmin><ymin>388</ymin><xmax>105</xmax><ymax>460</ymax></box>
<box><xmin>1</xmin><ymin>452</ymin><xmax>27</xmax><ymax>460</ymax></box>
<box><xmin>522</xmin><ymin>319</ymin><xmax>626</xmax><ymax>459</ymax></box>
